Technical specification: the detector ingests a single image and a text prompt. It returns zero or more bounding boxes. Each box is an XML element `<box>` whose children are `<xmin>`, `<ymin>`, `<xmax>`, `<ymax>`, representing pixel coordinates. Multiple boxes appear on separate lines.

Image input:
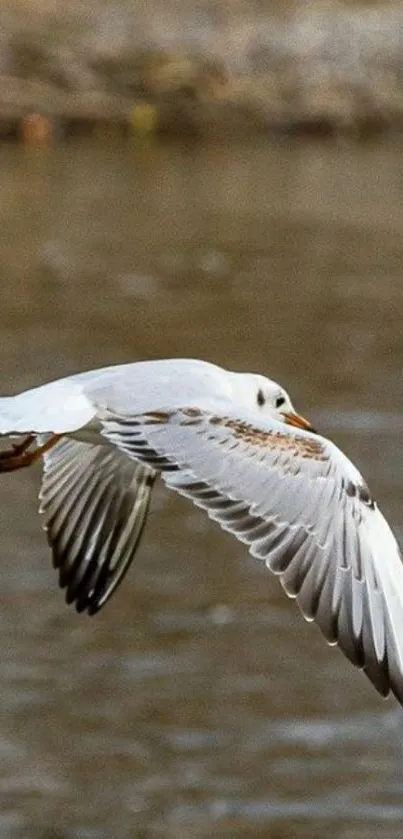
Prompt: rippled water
<box><xmin>0</xmin><ymin>137</ymin><xmax>403</xmax><ymax>838</ymax></box>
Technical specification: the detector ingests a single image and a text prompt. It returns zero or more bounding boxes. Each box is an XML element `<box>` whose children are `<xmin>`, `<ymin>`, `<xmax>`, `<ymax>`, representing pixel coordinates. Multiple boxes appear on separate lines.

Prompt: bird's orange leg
<box><xmin>0</xmin><ymin>434</ymin><xmax>60</xmax><ymax>472</ymax></box>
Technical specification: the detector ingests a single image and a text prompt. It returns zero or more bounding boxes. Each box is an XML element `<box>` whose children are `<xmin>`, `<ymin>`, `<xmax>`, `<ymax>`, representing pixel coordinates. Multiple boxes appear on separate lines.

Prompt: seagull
<box><xmin>0</xmin><ymin>357</ymin><xmax>403</xmax><ymax>706</ymax></box>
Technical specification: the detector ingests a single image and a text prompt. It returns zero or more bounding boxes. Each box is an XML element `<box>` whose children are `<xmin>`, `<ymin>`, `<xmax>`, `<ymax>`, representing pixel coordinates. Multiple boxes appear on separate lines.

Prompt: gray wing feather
<box><xmin>39</xmin><ymin>438</ymin><xmax>155</xmax><ymax>614</ymax></box>
<box><xmin>99</xmin><ymin>407</ymin><xmax>403</xmax><ymax>705</ymax></box>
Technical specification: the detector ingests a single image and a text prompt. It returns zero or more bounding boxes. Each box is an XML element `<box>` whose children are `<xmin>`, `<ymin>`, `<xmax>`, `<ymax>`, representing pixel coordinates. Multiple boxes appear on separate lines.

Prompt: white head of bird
<box><xmin>232</xmin><ymin>372</ymin><xmax>315</xmax><ymax>433</ymax></box>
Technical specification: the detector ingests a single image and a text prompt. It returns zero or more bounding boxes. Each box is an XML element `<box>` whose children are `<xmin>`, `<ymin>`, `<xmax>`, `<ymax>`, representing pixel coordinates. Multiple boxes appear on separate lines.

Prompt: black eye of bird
<box><xmin>275</xmin><ymin>395</ymin><xmax>286</xmax><ymax>409</ymax></box>
<box><xmin>257</xmin><ymin>388</ymin><xmax>265</xmax><ymax>407</ymax></box>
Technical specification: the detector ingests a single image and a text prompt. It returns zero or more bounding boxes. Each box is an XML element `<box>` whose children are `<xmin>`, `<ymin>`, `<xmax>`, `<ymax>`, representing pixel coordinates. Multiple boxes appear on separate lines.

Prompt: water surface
<box><xmin>0</xmin><ymin>137</ymin><xmax>403</xmax><ymax>838</ymax></box>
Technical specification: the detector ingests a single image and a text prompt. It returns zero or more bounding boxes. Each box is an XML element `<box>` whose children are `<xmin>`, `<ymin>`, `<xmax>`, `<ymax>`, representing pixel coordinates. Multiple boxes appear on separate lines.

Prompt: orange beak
<box><xmin>283</xmin><ymin>412</ymin><xmax>317</xmax><ymax>434</ymax></box>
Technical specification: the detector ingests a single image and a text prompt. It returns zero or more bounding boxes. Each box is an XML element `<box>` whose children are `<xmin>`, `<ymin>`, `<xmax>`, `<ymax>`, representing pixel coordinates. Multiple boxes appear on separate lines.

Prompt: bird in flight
<box><xmin>0</xmin><ymin>357</ymin><xmax>402</xmax><ymax>706</ymax></box>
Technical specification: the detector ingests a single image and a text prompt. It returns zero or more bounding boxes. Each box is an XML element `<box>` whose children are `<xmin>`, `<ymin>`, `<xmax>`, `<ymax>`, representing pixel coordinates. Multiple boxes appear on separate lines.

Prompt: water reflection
<box><xmin>0</xmin><ymin>137</ymin><xmax>402</xmax><ymax>837</ymax></box>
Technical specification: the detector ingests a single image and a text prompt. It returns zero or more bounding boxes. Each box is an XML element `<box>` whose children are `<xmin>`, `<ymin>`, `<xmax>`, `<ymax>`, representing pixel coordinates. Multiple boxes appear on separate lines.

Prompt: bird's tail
<box><xmin>0</xmin><ymin>380</ymin><xmax>95</xmax><ymax>436</ymax></box>
<box><xmin>0</xmin><ymin>396</ymin><xmax>24</xmax><ymax>436</ymax></box>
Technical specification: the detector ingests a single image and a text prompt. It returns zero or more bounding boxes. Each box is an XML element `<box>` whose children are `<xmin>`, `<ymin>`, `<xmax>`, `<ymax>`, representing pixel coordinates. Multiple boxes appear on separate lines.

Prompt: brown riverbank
<box><xmin>1</xmin><ymin>1</ymin><xmax>403</xmax><ymax>140</ymax></box>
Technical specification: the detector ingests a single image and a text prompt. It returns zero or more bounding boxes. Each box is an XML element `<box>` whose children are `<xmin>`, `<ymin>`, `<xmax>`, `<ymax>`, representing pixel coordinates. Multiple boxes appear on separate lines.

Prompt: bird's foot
<box><xmin>0</xmin><ymin>434</ymin><xmax>59</xmax><ymax>472</ymax></box>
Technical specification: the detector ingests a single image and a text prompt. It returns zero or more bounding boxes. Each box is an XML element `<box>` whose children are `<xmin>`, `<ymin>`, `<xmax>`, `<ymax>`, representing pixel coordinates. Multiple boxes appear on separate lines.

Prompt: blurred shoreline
<box><xmin>0</xmin><ymin>1</ymin><xmax>402</xmax><ymax>140</ymax></box>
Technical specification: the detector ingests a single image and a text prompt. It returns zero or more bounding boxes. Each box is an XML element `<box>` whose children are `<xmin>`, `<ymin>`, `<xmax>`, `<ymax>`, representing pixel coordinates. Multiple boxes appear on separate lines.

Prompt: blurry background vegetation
<box><xmin>1</xmin><ymin>0</ymin><xmax>403</xmax><ymax>137</ymax></box>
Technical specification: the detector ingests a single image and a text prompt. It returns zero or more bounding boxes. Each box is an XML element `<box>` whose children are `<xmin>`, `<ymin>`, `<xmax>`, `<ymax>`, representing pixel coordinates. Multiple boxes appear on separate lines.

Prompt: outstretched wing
<box><xmin>39</xmin><ymin>438</ymin><xmax>156</xmax><ymax>614</ymax></box>
<box><xmin>99</xmin><ymin>405</ymin><xmax>403</xmax><ymax>706</ymax></box>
